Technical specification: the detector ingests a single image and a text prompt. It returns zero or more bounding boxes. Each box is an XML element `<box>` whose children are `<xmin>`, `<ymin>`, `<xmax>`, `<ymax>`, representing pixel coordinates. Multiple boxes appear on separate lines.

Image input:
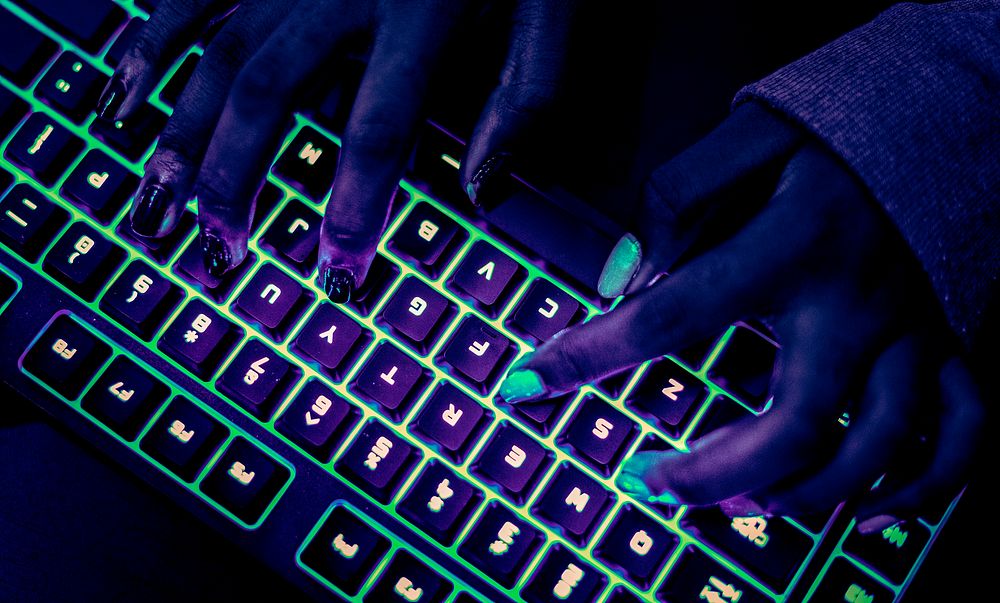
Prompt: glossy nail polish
<box><xmin>857</xmin><ymin>514</ymin><xmax>900</xmax><ymax>534</ymax></box>
<box><xmin>130</xmin><ymin>183</ymin><xmax>171</xmax><ymax>237</ymax></box>
<box><xmin>498</xmin><ymin>369</ymin><xmax>545</xmax><ymax>404</ymax></box>
<box><xmin>322</xmin><ymin>266</ymin><xmax>354</xmax><ymax>303</ymax></box>
<box><xmin>615</xmin><ymin>472</ymin><xmax>654</xmax><ymax>500</ymax></box>
<box><xmin>96</xmin><ymin>77</ymin><xmax>127</xmax><ymax>121</ymax></box>
<box><xmin>465</xmin><ymin>152</ymin><xmax>510</xmax><ymax>206</ymax></box>
<box><xmin>597</xmin><ymin>233</ymin><xmax>642</xmax><ymax>298</ymax></box>
<box><xmin>201</xmin><ymin>232</ymin><xmax>231</xmax><ymax>278</ymax></box>
<box><xmin>619</xmin><ymin>455</ymin><xmax>681</xmax><ymax>505</ymax></box>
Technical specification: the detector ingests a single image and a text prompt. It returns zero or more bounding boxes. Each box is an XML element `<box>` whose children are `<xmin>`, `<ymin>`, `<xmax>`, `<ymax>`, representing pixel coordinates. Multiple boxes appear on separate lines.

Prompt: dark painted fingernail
<box><xmin>465</xmin><ymin>152</ymin><xmax>510</xmax><ymax>206</ymax></box>
<box><xmin>96</xmin><ymin>77</ymin><xmax>127</xmax><ymax>121</ymax></box>
<box><xmin>201</xmin><ymin>231</ymin><xmax>231</xmax><ymax>278</ymax></box>
<box><xmin>857</xmin><ymin>514</ymin><xmax>900</xmax><ymax>534</ymax></box>
<box><xmin>499</xmin><ymin>369</ymin><xmax>545</xmax><ymax>404</ymax></box>
<box><xmin>130</xmin><ymin>182</ymin><xmax>171</xmax><ymax>237</ymax></box>
<box><xmin>322</xmin><ymin>267</ymin><xmax>354</xmax><ymax>303</ymax></box>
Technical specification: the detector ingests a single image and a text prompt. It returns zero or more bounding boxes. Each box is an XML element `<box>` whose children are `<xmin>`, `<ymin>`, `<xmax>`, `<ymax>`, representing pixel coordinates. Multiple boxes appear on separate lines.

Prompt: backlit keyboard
<box><xmin>0</xmin><ymin>1</ymin><xmax>962</xmax><ymax>601</ymax></box>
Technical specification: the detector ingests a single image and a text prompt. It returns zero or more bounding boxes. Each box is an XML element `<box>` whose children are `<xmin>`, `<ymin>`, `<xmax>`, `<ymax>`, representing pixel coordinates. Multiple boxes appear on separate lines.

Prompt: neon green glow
<box><xmin>0</xmin><ymin>1</ymin><xmax>962</xmax><ymax>600</ymax></box>
<box><xmin>440</xmin><ymin>154</ymin><xmax>461</xmax><ymax>170</ymax></box>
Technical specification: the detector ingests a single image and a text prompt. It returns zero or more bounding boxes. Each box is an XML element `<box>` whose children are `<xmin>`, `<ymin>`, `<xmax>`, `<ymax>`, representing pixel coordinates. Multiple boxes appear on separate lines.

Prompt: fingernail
<box><xmin>615</xmin><ymin>472</ymin><xmax>654</xmax><ymax>499</ymax></box>
<box><xmin>499</xmin><ymin>369</ymin><xmax>545</xmax><ymax>404</ymax></box>
<box><xmin>719</xmin><ymin>496</ymin><xmax>768</xmax><ymax>517</ymax></box>
<box><xmin>619</xmin><ymin>455</ymin><xmax>681</xmax><ymax>505</ymax></box>
<box><xmin>465</xmin><ymin>152</ymin><xmax>510</xmax><ymax>206</ymax></box>
<box><xmin>322</xmin><ymin>266</ymin><xmax>354</xmax><ymax>303</ymax></box>
<box><xmin>201</xmin><ymin>231</ymin><xmax>231</xmax><ymax>278</ymax></box>
<box><xmin>598</xmin><ymin>233</ymin><xmax>642</xmax><ymax>298</ymax></box>
<box><xmin>130</xmin><ymin>182</ymin><xmax>172</xmax><ymax>238</ymax></box>
<box><xmin>857</xmin><ymin>514</ymin><xmax>900</xmax><ymax>535</ymax></box>
<box><xmin>96</xmin><ymin>76</ymin><xmax>127</xmax><ymax>121</ymax></box>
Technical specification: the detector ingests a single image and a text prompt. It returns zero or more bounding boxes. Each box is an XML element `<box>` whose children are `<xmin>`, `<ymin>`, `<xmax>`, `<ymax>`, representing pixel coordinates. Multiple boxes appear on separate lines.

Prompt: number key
<box><xmin>336</xmin><ymin>420</ymin><xmax>420</xmax><ymax>504</ymax></box>
<box><xmin>100</xmin><ymin>260</ymin><xmax>181</xmax><ymax>339</ymax></box>
<box><xmin>158</xmin><ymin>299</ymin><xmax>242</xmax><ymax>379</ymax></box>
<box><xmin>398</xmin><ymin>461</ymin><xmax>482</xmax><ymax>545</ymax></box>
<box><xmin>458</xmin><ymin>502</ymin><xmax>543</xmax><ymax>588</ymax></box>
<box><xmin>43</xmin><ymin>222</ymin><xmax>125</xmax><ymax>301</ymax></box>
<box><xmin>217</xmin><ymin>339</ymin><xmax>299</xmax><ymax>420</ymax></box>
<box><xmin>276</xmin><ymin>379</ymin><xmax>358</xmax><ymax>461</ymax></box>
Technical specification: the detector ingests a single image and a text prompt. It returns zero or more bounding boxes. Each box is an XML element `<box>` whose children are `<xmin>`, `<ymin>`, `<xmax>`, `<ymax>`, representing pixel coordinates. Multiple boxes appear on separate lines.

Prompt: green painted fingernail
<box><xmin>598</xmin><ymin>233</ymin><xmax>642</xmax><ymax>298</ymax></box>
<box><xmin>648</xmin><ymin>489</ymin><xmax>681</xmax><ymax>506</ymax></box>
<box><xmin>499</xmin><ymin>370</ymin><xmax>545</xmax><ymax>404</ymax></box>
<box><xmin>615</xmin><ymin>472</ymin><xmax>653</xmax><ymax>499</ymax></box>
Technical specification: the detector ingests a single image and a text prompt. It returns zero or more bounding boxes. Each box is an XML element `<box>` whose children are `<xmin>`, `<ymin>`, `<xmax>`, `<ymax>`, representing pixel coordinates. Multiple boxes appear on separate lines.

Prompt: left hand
<box><xmin>498</xmin><ymin>103</ymin><xmax>984</xmax><ymax>527</ymax></box>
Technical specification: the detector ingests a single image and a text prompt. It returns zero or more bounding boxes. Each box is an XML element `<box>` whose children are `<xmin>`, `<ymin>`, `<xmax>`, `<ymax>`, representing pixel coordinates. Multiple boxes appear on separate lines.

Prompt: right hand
<box><xmin>497</xmin><ymin>104</ymin><xmax>984</xmax><ymax>527</ymax></box>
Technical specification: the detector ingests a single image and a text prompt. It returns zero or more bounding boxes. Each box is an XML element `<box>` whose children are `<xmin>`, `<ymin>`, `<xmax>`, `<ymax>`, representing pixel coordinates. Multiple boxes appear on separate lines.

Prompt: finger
<box><xmin>129</xmin><ymin>0</ymin><xmax>284</xmax><ymax>238</ymax></box>
<box><xmin>194</xmin><ymin>0</ymin><xmax>363</xmax><ymax>276</ymax></box>
<box><xmin>757</xmin><ymin>337</ymin><xmax>923</xmax><ymax>516</ymax></box>
<box><xmin>499</xmin><ymin>152</ymin><xmax>827</xmax><ymax>402</ymax></box>
<box><xmin>318</xmin><ymin>5</ymin><xmax>467</xmax><ymax>301</ymax></box>
<box><xmin>460</xmin><ymin>0</ymin><xmax>575</xmax><ymax>205</ymax></box>
<box><xmin>603</xmin><ymin>103</ymin><xmax>801</xmax><ymax>298</ymax></box>
<box><xmin>855</xmin><ymin>356</ymin><xmax>985</xmax><ymax>530</ymax></box>
<box><xmin>96</xmin><ymin>0</ymin><xmax>234</xmax><ymax>122</ymax></box>
<box><xmin>617</xmin><ymin>301</ymin><xmax>869</xmax><ymax>506</ymax></box>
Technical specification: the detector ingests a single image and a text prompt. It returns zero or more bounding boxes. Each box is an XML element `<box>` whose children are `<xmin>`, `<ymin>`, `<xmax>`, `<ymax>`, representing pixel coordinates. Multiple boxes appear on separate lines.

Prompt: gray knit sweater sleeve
<box><xmin>735</xmin><ymin>0</ymin><xmax>1000</xmax><ymax>348</ymax></box>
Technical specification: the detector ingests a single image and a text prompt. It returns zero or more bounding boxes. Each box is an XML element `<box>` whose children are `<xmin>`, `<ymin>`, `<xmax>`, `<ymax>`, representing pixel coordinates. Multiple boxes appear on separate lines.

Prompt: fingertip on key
<box><xmin>498</xmin><ymin>369</ymin><xmax>545</xmax><ymax>404</ymax></box>
<box><xmin>321</xmin><ymin>266</ymin><xmax>354</xmax><ymax>303</ymax></box>
<box><xmin>130</xmin><ymin>182</ymin><xmax>172</xmax><ymax>238</ymax></box>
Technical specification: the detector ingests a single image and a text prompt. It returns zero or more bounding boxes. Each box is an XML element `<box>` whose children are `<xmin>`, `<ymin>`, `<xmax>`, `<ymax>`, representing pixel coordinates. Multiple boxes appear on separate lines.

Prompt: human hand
<box><xmin>498</xmin><ymin>103</ymin><xmax>984</xmax><ymax>529</ymax></box>
<box><xmin>100</xmin><ymin>0</ymin><xmax>573</xmax><ymax>300</ymax></box>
